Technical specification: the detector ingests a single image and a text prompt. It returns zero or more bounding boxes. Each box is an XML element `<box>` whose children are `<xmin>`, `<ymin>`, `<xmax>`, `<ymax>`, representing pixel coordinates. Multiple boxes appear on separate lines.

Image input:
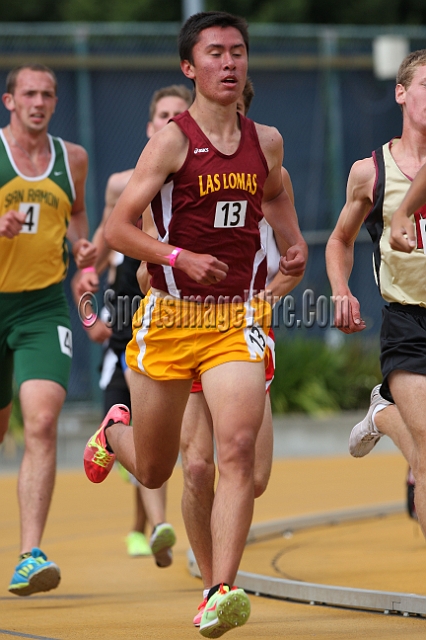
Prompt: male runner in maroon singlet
<box><xmin>84</xmin><ymin>12</ymin><xmax>307</xmax><ymax>637</ymax></box>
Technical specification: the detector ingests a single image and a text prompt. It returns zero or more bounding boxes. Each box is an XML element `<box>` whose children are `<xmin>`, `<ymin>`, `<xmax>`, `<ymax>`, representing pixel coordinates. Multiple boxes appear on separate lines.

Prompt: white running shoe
<box><xmin>349</xmin><ymin>385</ymin><xmax>391</xmax><ymax>457</ymax></box>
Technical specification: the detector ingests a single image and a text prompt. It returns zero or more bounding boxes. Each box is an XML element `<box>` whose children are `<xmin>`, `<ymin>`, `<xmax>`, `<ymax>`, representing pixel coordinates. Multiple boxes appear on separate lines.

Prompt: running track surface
<box><xmin>1</xmin><ymin>452</ymin><xmax>425</xmax><ymax>639</ymax></box>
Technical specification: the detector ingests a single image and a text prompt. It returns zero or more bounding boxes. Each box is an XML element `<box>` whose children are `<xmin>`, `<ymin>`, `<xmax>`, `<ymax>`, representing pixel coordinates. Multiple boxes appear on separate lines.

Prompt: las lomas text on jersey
<box><xmin>198</xmin><ymin>172</ymin><xmax>258</xmax><ymax>197</ymax></box>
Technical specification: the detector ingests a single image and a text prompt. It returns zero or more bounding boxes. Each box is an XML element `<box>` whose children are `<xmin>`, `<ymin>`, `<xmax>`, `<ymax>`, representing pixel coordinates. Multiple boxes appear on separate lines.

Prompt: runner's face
<box><xmin>182</xmin><ymin>26</ymin><xmax>247</xmax><ymax>106</ymax></box>
<box><xmin>149</xmin><ymin>95</ymin><xmax>190</xmax><ymax>136</ymax></box>
<box><xmin>4</xmin><ymin>69</ymin><xmax>57</xmax><ymax>133</ymax></box>
<box><xmin>397</xmin><ymin>64</ymin><xmax>426</xmax><ymax>130</ymax></box>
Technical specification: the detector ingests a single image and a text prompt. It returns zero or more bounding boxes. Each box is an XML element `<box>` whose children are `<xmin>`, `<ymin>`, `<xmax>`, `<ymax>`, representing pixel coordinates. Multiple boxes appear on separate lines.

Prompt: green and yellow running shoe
<box><xmin>149</xmin><ymin>523</ymin><xmax>176</xmax><ymax>568</ymax></box>
<box><xmin>126</xmin><ymin>531</ymin><xmax>152</xmax><ymax>557</ymax></box>
<box><xmin>199</xmin><ymin>584</ymin><xmax>251</xmax><ymax>638</ymax></box>
<box><xmin>117</xmin><ymin>462</ymin><xmax>131</xmax><ymax>483</ymax></box>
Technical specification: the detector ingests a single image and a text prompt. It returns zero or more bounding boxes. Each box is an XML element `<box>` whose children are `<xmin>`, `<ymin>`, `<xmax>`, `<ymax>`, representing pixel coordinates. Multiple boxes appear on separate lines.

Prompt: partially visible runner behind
<box><xmin>388</xmin><ymin>149</ymin><xmax>426</xmax><ymax>521</ymax></box>
<box><xmin>73</xmin><ymin>84</ymin><xmax>193</xmax><ymax>566</ymax></box>
<box><xmin>390</xmin><ymin>158</ymin><xmax>426</xmax><ymax>251</ymax></box>
<box><xmin>83</xmin><ymin>11</ymin><xmax>307</xmax><ymax>638</ymax></box>
<box><xmin>178</xmin><ymin>77</ymin><xmax>304</xmax><ymax>627</ymax></box>
<box><xmin>0</xmin><ymin>64</ymin><xmax>95</xmax><ymax>596</ymax></box>
<box><xmin>325</xmin><ymin>49</ymin><xmax>426</xmax><ymax>529</ymax></box>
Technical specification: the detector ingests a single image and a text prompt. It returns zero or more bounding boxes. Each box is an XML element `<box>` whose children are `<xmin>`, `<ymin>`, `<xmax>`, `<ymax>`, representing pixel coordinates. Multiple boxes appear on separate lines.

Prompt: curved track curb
<box><xmin>187</xmin><ymin>502</ymin><xmax>426</xmax><ymax>618</ymax></box>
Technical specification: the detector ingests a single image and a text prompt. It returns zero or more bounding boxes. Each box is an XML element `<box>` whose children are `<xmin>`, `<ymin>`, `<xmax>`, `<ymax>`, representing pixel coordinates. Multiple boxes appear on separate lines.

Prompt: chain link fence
<box><xmin>1</xmin><ymin>23</ymin><xmax>424</xmax><ymax>400</ymax></box>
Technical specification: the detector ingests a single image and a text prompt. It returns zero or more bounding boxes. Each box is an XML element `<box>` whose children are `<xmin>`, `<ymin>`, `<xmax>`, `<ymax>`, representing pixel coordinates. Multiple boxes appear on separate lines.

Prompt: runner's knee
<box><xmin>183</xmin><ymin>455</ymin><xmax>215</xmax><ymax>490</ymax></box>
<box><xmin>134</xmin><ymin>462</ymin><xmax>172</xmax><ymax>489</ymax></box>
<box><xmin>24</xmin><ymin>409</ymin><xmax>57</xmax><ymax>448</ymax></box>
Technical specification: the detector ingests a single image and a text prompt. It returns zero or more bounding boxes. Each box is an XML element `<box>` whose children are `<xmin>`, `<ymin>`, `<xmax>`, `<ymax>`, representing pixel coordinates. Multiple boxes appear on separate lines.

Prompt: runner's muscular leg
<box><xmin>254</xmin><ymin>393</ymin><xmax>274</xmax><ymax>498</ymax></box>
<box><xmin>202</xmin><ymin>360</ymin><xmax>265</xmax><ymax>586</ymax></box>
<box><xmin>181</xmin><ymin>389</ymin><xmax>273</xmax><ymax>587</ymax></box>
<box><xmin>106</xmin><ymin>370</ymin><xmax>193</xmax><ymax>488</ymax></box>
<box><xmin>374</xmin><ymin>403</ymin><xmax>416</xmax><ymax>467</ymax></box>
<box><xmin>133</xmin><ymin>486</ymin><xmax>148</xmax><ymax>533</ymax></box>
<box><xmin>124</xmin><ymin>361</ymin><xmax>167</xmax><ymax>529</ymax></box>
<box><xmin>181</xmin><ymin>391</ymin><xmax>215</xmax><ymax>589</ymax></box>
<box><xmin>138</xmin><ymin>483</ymin><xmax>168</xmax><ymax>528</ymax></box>
<box><xmin>19</xmin><ymin>379</ymin><xmax>65</xmax><ymax>553</ymax></box>
<box><xmin>389</xmin><ymin>370</ymin><xmax>426</xmax><ymax>537</ymax></box>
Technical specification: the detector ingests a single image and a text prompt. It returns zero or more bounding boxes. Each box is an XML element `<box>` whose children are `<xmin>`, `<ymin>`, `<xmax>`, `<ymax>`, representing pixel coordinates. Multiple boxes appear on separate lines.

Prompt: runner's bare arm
<box><xmin>93</xmin><ymin>171</ymin><xmax>133</xmax><ymax>274</ymax></box>
<box><xmin>104</xmin><ymin>124</ymin><xmax>228</xmax><ymax>285</ymax></box>
<box><xmin>135</xmin><ymin>207</ymin><xmax>159</xmax><ymax>294</ymax></box>
<box><xmin>263</xmin><ymin>243</ymin><xmax>303</xmax><ymax>303</ymax></box>
<box><xmin>72</xmin><ymin>171</ymin><xmax>131</xmax><ymax>299</ymax></box>
<box><xmin>260</xmin><ymin>168</ymin><xmax>302</xmax><ymax>302</ymax></box>
<box><xmin>325</xmin><ymin>157</ymin><xmax>375</xmax><ymax>333</ymax></box>
<box><xmin>257</xmin><ymin>124</ymin><xmax>307</xmax><ymax>278</ymax></box>
<box><xmin>65</xmin><ymin>142</ymin><xmax>97</xmax><ymax>269</ymax></box>
<box><xmin>281</xmin><ymin>166</ymin><xmax>294</xmax><ymax>205</ymax></box>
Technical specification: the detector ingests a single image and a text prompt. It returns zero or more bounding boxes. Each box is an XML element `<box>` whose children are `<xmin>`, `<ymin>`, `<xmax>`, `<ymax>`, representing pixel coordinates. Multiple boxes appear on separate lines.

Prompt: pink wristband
<box><xmin>165</xmin><ymin>247</ymin><xmax>183</xmax><ymax>268</ymax></box>
<box><xmin>82</xmin><ymin>313</ymin><xmax>97</xmax><ymax>328</ymax></box>
<box><xmin>82</xmin><ymin>266</ymin><xmax>96</xmax><ymax>273</ymax></box>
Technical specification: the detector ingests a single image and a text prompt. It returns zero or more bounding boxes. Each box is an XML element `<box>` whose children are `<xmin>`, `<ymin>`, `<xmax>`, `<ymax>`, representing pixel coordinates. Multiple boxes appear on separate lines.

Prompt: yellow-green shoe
<box><xmin>150</xmin><ymin>523</ymin><xmax>176</xmax><ymax>568</ymax></box>
<box><xmin>126</xmin><ymin>532</ymin><xmax>152</xmax><ymax>557</ymax></box>
<box><xmin>199</xmin><ymin>584</ymin><xmax>250</xmax><ymax>638</ymax></box>
<box><xmin>117</xmin><ymin>462</ymin><xmax>131</xmax><ymax>483</ymax></box>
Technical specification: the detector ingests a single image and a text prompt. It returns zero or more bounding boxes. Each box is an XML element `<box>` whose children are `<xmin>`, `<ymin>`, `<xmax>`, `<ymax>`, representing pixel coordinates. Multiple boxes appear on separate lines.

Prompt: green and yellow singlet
<box><xmin>0</xmin><ymin>131</ymin><xmax>75</xmax><ymax>292</ymax></box>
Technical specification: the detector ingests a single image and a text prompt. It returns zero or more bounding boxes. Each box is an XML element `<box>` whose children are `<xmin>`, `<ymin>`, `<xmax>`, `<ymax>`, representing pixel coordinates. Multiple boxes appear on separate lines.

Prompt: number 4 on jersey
<box><xmin>19</xmin><ymin>202</ymin><xmax>40</xmax><ymax>234</ymax></box>
<box><xmin>57</xmin><ymin>326</ymin><xmax>73</xmax><ymax>358</ymax></box>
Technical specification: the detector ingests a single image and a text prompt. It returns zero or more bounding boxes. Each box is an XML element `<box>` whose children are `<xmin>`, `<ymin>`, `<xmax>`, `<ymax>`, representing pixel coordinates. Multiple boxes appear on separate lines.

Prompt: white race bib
<box><xmin>419</xmin><ymin>218</ymin><xmax>426</xmax><ymax>255</ymax></box>
<box><xmin>214</xmin><ymin>201</ymin><xmax>247</xmax><ymax>228</ymax></box>
<box><xmin>57</xmin><ymin>326</ymin><xmax>73</xmax><ymax>358</ymax></box>
<box><xmin>19</xmin><ymin>202</ymin><xmax>40</xmax><ymax>234</ymax></box>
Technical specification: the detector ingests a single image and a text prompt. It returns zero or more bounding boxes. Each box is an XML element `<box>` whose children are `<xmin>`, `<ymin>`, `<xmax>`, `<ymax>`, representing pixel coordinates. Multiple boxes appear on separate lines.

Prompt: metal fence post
<box><xmin>74</xmin><ymin>25</ymin><xmax>102</xmax><ymax>403</ymax></box>
<box><xmin>320</xmin><ymin>28</ymin><xmax>345</xmax><ymax>226</ymax></box>
<box><xmin>182</xmin><ymin>0</ymin><xmax>205</xmax><ymax>22</ymax></box>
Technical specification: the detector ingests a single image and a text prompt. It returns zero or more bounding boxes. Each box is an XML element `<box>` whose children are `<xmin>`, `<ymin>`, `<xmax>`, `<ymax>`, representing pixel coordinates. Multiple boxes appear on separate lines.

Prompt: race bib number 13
<box><xmin>214</xmin><ymin>201</ymin><xmax>247</xmax><ymax>228</ymax></box>
<box><xmin>19</xmin><ymin>202</ymin><xmax>40</xmax><ymax>234</ymax></box>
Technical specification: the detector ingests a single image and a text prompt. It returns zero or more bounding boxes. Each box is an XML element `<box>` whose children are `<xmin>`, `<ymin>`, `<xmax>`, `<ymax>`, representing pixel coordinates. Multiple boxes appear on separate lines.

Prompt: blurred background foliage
<box><xmin>7</xmin><ymin>338</ymin><xmax>381</xmax><ymax>435</ymax></box>
<box><xmin>270</xmin><ymin>336</ymin><xmax>382</xmax><ymax>416</ymax></box>
<box><xmin>2</xmin><ymin>0</ymin><xmax>426</xmax><ymax>24</ymax></box>
<box><xmin>9</xmin><ymin>387</ymin><xmax>24</xmax><ymax>441</ymax></box>
<box><xmin>0</xmin><ymin>0</ymin><xmax>393</xmax><ymax>424</ymax></box>
<box><xmin>1</xmin><ymin>387</ymin><xmax>25</xmax><ymax>456</ymax></box>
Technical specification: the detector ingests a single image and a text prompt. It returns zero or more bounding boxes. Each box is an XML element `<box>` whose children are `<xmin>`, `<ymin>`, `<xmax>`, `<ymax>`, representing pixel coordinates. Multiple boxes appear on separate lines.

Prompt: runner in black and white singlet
<box><xmin>326</xmin><ymin>49</ymin><xmax>426</xmax><ymax>535</ymax></box>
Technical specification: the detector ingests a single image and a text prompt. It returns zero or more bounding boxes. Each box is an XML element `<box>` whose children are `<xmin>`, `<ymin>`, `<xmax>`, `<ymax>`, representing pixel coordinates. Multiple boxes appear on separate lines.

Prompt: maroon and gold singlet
<box><xmin>148</xmin><ymin>111</ymin><xmax>269</xmax><ymax>302</ymax></box>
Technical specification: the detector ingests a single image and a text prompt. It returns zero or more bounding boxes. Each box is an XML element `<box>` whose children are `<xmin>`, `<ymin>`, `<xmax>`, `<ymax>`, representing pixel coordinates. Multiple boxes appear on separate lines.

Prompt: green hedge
<box><xmin>7</xmin><ymin>336</ymin><xmax>382</xmax><ymax>433</ymax></box>
<box><xmin>270</xmin><ymin>335</ymin><xmax>382</xmax><ymax>415</ymax></box>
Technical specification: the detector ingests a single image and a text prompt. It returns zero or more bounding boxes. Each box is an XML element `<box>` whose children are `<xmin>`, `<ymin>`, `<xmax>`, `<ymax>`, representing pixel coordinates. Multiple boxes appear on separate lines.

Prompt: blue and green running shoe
<box><xmin>8</xmin><ymin>547</ymin><xmax>61</xmax><ymax>596</ymax></box>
